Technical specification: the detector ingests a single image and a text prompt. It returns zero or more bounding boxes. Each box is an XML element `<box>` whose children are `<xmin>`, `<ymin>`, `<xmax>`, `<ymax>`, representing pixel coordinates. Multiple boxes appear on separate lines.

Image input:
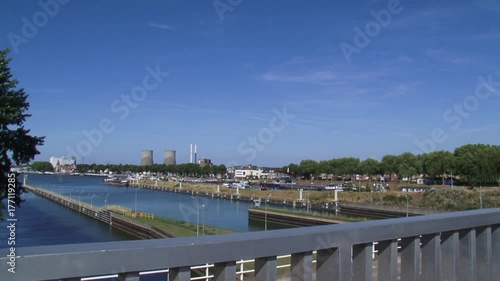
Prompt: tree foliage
<box><xmin>396</xmin><ymin>152</ymin><xmax>420</xmax><ymax>182</ymax></box>
<box><xmin>454</xmin><ymin>144</ymin><xmax>498</xmax><ymax>186</ymax></box>
<box><xmin>381</xmin><ymin>154</ymin><xmax>399</xmax><ymax>175</ymax></box>
<box><xmin>298</xmin><ymin>159</ymin><xmax>318</xmax><ymax>179</ymax></box>
<box><xmin>422</xmin><ymin>151</ymin><xmax>454</xmax><ymax>184</ymax></box>
<box><xmin>75</xmin><ymin>163</ymin><xmax>227</xmax><ymax>177</ymax></box>
<box><xmin>31</xmin><ymin>161</ymin><xmax>54</xmax><ymax>172</ymax></box>
<box><xmin>1</xmin><ymin>48</ymin><xmax>45</xmax><ymax>213</ymax></box>
<box><xmin>280</xmin><ymin>144</ymin><xmax>499</xmax><ymax>187</ymax></box>
<box><xmin>359</xmin><ymin>158</ymin><xmax>381</xmax><ymax>177</ymax></box>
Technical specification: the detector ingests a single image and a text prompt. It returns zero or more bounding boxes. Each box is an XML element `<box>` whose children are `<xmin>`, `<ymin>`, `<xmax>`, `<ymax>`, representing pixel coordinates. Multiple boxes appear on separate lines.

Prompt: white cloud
<box><xmin>261</xmin><ymin>71</ymin><xmax>338</xmax><ymax>84</ymax></box>
<box><xmin>398</xmin><ymin>55</ymin><xmax>415</xmax><ymax>63</ymax></box>
<box><xmin>471</xmin><ymin>31</ymin><xmax>500</xmax><ymax>40</ymax></box>
<box><xmin>423</xmin><ymin>49</ymin><xmax>472</xmax><ymax>65</ymax></box>
<box><xmin>384</xmin><ymin>81</ymin><xmax>420</xmax><ymax>98</ymax></box>
<box><xmin>149</xmin><ymin>22</ymin><xmax>175</xmax><ymax>30</ymax></box>
<box><xmin>476</xmin><ymin>0</ymin><xmax>500</xmax><ymax>13</ymax></box>
<box><xmin>452</xmin><ymin>124</ymin><xmax>500</xmax><ymax>136</ymax></box>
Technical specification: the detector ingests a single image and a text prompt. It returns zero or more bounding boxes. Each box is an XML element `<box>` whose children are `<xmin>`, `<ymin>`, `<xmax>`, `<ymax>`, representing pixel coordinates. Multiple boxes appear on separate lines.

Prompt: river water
<box><xmin>0</xmin><ymin>174</ymin><xmax>285</xmax><ymax>249</ymax></box>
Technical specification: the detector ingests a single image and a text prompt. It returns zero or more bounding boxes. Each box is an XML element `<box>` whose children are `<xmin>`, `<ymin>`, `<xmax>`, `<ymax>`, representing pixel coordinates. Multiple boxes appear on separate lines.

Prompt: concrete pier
<box><xmin>248</xmin><ymin>208</ymin><xmax>347</xmax><ymax>227</ymax></box>
<box><xmin>24</xmin><ymin>185</ymin><xmax>168</xmax><ymax>239</ymax></box>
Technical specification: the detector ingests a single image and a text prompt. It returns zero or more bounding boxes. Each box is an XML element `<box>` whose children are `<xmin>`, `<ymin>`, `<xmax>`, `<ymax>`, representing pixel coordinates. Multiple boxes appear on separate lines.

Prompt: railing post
<box><xmin>352</xmin><ymin>243</ymin><xmax>372</xmax><ymax>281</ymax></box>
<box><xmin>421</xmin><ymin>233</ymin><xmax>442</xmax><ymax>281</ymax></box>
<box><xmin>317</xmin><ymin>245</ymin><xmax>352</xmax><ymax>281</ymax></box>
<box><xmin>441</xmin><ymin>231</ymin><xmax>459</xmax><ymax>281</ymax></box>
<box><xmin>476</xmin><ymin>226</ymin><xmax>492</xmax><ymax>281</ymax></box>
<box><xmin>214</xmin><ymin>261</ymin><xmax>236</xmax><ymax>281</ymax></box>
<box><xmin>291</xmin><ymin>251</ymin><xmax>313</xmax><ymax>281</ymax></box>
<box><xmin>117</xmin><ymin>272</ymin><xmax>140</xmax><ymax>281</ymax></box>
<box><xmin>491</xmin><ymin>226</ymin><xmax>500</xmax><ymax>279</ymax></box>
<box><xmin>401</xmin><ymin>236</ymin><xmax>421</xmax><ymax>281</ymax></box>
<box><xmin>377</xmin><ymin>240</ymin><xmax>398</xmax><ymax>281</ymax></box>
<box><xmin>255</xmin><ymin>256</ymin><xmax>277</xmax><ymax>281</ymax></box>
<box><xmin>169</xmin><ymin>266</ymin><xmax>191</xmax><ymax>281</ymax></box>
<box><xmin>207</xmin><ymin>263</ymin><xmax>211</xmax><ymax>281</ymax></box>
<box><xmin>239</xmin><ymin>259</ymin><xmax>244</xmax><ymax>281</ymax></box>
<box><xmin>458</xmin><ymin>229</ymin><xmax>477</xmax><ymax>281</ymax></box>
<box><xmin>316</xmin><ymin>248</ymin><xmax>339</xmax><ymax>281</ymax></box>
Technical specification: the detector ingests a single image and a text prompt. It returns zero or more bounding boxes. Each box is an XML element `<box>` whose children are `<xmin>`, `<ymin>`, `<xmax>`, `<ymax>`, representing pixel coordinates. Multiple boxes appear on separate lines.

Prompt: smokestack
<box><xmin>190</xmin><ymin>144</ymin><xmax>193</xmax><ymax>163</ymax></box>
<box><xmin>164</xmin><ymin>150</ymin><xmax>176</xmax><ymax>165</ymax></box>
<box><xmin>141</xmin><ymin>150</ymin><xmax>154</xmax><ymax>166</ymax></box>
<box><xmin>194</xmin><ymin>144</ymin><xmax>197</xmax><ymax>164</ymax></box>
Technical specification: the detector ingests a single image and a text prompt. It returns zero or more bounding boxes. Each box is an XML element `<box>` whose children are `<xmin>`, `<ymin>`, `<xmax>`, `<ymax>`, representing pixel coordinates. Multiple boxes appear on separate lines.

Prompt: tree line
<box><xmin>283</xmin><ymin>144</ymin><xmax>500</xmax><ymax>187</ymax></box>
<box><xmin>74</xmin><ymin>163</ymin><xmax>228</xmax><ymax>177</ymax></box>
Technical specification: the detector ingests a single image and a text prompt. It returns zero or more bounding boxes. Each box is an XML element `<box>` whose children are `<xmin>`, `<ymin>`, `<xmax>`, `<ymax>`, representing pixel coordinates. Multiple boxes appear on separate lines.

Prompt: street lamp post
<box><xmin>191</xmin><ymin>197</ymin><xmax>199</xmax><ymax>236</ymax></box>
<box><xmin>78</xmin><ymin>191</ymin><xmax>84</xmax><ymax>211</ymax></box>
<box><xmin>480</xmin><ymin>187</ymin><xmax>483</xmax><ymax>209</ymax></box>
<box><xmin>406</xmin><ymin>195</ymin><xmax>409</xmax><ymax>217</ymax></box>
<box><xmin>450</xmin><ymin>171</ymin><xmax>454</xmax><ymax>190</ymax></box>
<box><xmin>70</xmin><ymin>189</ymin><xmax>74</xmax><ymax>201</ymax></box>
<box><xmin>265</xmin><ymin>194</ymin><xmax>271</xmax><ymax>231</ymax></box>
<box><xmin>90</xmin><ymin>194</ymin><xmax>96</xmax><ymax>208</ymax></box>
<box><xmin>201</xmin><ymin>204</ymin><xmax>205</xmax><ymax>236</ymax></box>
<box><xmin>104</xmin><ymin>194</ymin><xmax>110</xmax><ymax>209</ymax></box>
<box><xmin>134</xmin><ymin>187</ymin><xmax>141</xmax><ymax>213</ymax></box>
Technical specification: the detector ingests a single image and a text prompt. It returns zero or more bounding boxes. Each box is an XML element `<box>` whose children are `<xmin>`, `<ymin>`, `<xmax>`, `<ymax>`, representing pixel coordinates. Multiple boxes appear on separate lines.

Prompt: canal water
<box><xmin>0</xmin><ymin>174</ymin><xmax>288</xmax><ymax>249</ymax></box>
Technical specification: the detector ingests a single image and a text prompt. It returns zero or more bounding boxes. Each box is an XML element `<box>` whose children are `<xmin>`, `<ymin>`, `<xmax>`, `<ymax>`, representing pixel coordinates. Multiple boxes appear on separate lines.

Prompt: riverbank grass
<box><xmin>133</xmin><ymin>215</ymin><xmax>234</xmax><ymax>237</ymax></box>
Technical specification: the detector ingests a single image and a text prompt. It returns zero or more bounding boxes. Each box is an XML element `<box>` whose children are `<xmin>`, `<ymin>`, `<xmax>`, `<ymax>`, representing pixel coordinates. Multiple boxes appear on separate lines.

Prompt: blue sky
<box><xmin>1</xmin><ymin>0</ymin><xmax>500</xmax><ymax>167</ymax></box>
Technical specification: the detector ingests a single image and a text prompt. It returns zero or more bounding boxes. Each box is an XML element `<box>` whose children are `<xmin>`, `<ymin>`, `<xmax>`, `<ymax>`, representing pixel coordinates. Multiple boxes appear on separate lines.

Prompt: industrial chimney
<box><xmin>141</xmin><ymin>150</ymin><xmax>154</xmax><ymax>166</ymax></box>
<box><xmin>164</xmin><ymin>150</ymin><xmax>176</xmax><ymax>165</ymax></box>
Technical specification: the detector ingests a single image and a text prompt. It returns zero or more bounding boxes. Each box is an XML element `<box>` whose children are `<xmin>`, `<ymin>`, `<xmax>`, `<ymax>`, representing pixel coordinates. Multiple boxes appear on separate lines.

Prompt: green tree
<box><xmin>216</xmin><ymin>164</ymin><xmax>227</xmax><ymax>176</ymax></box>
<box><xmin>317</xmin><ymin>160</ymin><xmax>332</xmax><ymax>175</ymax></box>
<box><xmin>492</xmin><ymin>145</ymin><xmax>500</xmax><ymax>186</ymax></box>
<box><xmin>359</xmin><ymin>158</ymin><xmax>381</xmax><ymax>183</ymax></box>
<box><xmin>396</xmin><ymin>152</ymin><xmax>420</xmax><ymax>183</ymax></box>
<box><xmin>422</xmin><ymin>150</ymin><xmax>454</xmax><ymax>184</ymax></box>
<box><xmin>336</xmin><ymin>157</ymin><xmax>360</xmax><ymax>180</ymax></box>
<box><xmin>201</xmin><ymin>165</ymin><xmax>212</xmax><ymax>176</ymax></box>
<box><xmin>283</xmin><ymin>163</ymin><xmax>300</xmax><ymax>175</ymax></box>
<box><xmin>299</xmin><ymin>159</ymin><xmax>318</xmax><ymax>179</ymax></box>
<box><xmin>1</xmin><ymin>48</ymin><xmax>45</xmax><ymax>214</ymax></box>
<box><xmin>31</xmin><ymin>161</ymin><xmax>54</xmax><ymax>172</ymax></box>
<box><xmin>454</xmin><ymin>144</ymin><xmax>494</xmax><ymax>186</ymax></box>
<box><xmin>381</xmin><ymin>154</ymin><xmax>399</xmax><ymax>175</ymax></box>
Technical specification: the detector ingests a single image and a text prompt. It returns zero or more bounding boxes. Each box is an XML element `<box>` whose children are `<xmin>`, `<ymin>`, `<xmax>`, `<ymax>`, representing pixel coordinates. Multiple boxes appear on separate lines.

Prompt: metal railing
<box><xmin>1</xmin><ymin>208</ymin><xmax>499</xmax><ymax>281</ymax></box>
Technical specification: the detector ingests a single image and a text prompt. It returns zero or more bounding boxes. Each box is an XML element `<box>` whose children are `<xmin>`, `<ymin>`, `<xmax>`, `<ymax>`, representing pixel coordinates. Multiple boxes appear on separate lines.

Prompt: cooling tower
<box><xmin>141</xmin><ymin>150</ymin><xmax>154</xmax><ymax>166</ymax></box>
<box><xmin>164</xmin><ymin>150</ymin><xmax>176</xmax><ymax>165</ymax></box>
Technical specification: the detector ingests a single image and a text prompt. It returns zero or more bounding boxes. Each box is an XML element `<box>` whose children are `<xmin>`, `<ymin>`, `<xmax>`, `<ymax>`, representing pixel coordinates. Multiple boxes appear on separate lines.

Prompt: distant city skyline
<box><xmin>1</xmin><ymin>1</ymin><xmax>499</xmax><ymax>167</ymax></box>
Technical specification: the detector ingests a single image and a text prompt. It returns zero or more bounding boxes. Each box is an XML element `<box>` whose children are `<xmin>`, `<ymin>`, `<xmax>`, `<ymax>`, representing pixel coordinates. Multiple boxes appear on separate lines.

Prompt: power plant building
<box><xmin>49</xmin><ymin>156</ymin><xmax>76</xmax><ymax>169</ymax></box>
<box><xmin>164</xmin><ymin>150</ymin><xmax>176</xmax><ymax>165</ymax></box>
<box><xmin>141</xmin><ymin>150</ymin><xmax>154</xmax><ymax>166</ymax></box>
<box><xmin>198</xmin><ymin>158</ymin><xmax>213</xmax><ymax>167</ymax></box>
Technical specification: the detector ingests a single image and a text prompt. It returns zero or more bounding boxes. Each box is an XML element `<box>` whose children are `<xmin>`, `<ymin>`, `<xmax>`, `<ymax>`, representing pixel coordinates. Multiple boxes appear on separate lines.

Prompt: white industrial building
<box><xmin>49</xmin><ymin>156</ymin><xmax>76</xmax><ymax>171</ymax></box>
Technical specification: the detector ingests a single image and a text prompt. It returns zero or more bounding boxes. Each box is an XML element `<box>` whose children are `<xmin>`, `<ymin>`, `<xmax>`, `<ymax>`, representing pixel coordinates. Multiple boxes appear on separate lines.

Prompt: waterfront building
<box><xmin>49</xmin><ymin>156</ymin><xmax>77</xmax><ymax>173</ymax></box>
